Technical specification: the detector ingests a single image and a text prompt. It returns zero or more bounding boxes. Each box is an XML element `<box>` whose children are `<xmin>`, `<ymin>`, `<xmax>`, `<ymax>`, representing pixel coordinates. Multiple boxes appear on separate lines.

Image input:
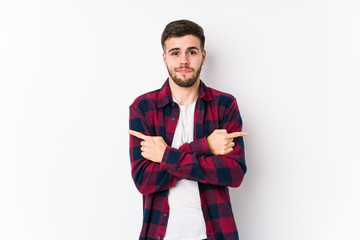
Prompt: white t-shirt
<box><xmin>164</xmin><ymin>100</ymin><xmax>207</xmax><ymax>240</ymax></box>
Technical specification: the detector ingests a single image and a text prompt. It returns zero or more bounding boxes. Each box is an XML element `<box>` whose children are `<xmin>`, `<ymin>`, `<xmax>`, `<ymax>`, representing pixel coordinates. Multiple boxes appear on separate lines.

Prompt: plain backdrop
<box><xmin>1</xmin><ymin>0</ymin><xmax>359</xmax><ymax>239</ymax></box>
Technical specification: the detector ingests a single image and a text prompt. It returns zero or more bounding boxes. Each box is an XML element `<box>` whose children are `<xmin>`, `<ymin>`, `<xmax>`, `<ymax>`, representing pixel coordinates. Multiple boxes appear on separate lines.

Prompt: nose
<box><xmin>179</xmin><ymin>53</ymin><xmax>189</xmax><ymax>65</ymax></box>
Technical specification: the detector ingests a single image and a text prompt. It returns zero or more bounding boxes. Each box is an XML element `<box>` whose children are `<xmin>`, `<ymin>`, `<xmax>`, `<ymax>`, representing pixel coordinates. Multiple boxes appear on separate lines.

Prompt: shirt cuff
<box><xmin>189</xmin><ymin>137</ymin><xmax>212</xmax><ymax>156</ymax></box>
<box><xmin>160</xmin><ymin>146</ymin><xmax>182</xmax><ymax>172</ymax></box>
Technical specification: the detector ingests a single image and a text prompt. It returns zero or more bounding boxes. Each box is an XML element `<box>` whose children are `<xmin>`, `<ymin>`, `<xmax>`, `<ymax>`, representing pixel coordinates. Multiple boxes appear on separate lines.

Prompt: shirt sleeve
<box><xmin>159</xmin><ymin>99</ymin><xmax>246</xmax><ymax>188</ymax></box>
<box><xmin>129</xmin><ymin>105</ymin><xmax>179</xmax><ymax>195</ymax></box>
<box><xmin>177</xmin><ymin>137</ymin><xmax>213</xmax><ymax>155</ymax></box>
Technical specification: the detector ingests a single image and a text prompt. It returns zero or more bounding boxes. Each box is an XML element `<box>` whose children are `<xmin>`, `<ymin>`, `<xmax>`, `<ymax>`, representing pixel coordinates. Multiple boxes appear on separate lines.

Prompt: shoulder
<box><xmin>206</xmin><ymin>86</ymin><xmax>238</xmax><ymax>108</ymax></box>
<box><xmin>129</xmin><ymin>88</ymin><xmax>162</xmax><ymax>114</ymax></box>
<box><xmin>204</xmin><ymin>86</ymin><xmax>242</xmax><ymax>123</ymax></box>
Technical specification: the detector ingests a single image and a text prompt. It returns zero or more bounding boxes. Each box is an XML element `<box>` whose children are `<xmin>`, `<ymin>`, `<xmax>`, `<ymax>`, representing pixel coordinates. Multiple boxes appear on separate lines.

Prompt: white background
<box><xmin>1</xmin><ymin>0</ymin><xmax>359</xmax><ymax>239</ymax></box>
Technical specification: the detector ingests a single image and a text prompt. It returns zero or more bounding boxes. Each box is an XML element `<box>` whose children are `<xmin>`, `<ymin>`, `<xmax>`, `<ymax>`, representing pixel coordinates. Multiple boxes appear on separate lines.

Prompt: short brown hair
<box><xmin>161</xmin><ymin>19</ymin><xmax>205</xmax><ymax>51</ymax></box>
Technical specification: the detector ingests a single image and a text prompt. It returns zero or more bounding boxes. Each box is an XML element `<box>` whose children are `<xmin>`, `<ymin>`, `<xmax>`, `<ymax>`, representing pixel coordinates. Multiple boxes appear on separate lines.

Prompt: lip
<box><xmin>177</xmin><ymin>69</ymin><xmax>191</xmax><ymax>73</ymax></box>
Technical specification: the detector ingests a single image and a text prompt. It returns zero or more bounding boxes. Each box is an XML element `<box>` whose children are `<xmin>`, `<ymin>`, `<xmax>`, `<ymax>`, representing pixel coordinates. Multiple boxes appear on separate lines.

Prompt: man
<box><xmin>129</xmin><ymin>19</ymin><xmax>247</xmax><ymax>240</ymax></box>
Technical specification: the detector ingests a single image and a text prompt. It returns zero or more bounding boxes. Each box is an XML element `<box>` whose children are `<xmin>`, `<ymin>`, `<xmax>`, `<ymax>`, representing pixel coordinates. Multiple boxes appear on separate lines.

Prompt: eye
<box><xmin>189</xmin><ymin>51</ymin><xmax>197</xmax><ymax>55</ymax></box>
<box><xmin>171</xmin><ymin>52</ymin><xmax>179</xmax><ymax>56</ymax></box>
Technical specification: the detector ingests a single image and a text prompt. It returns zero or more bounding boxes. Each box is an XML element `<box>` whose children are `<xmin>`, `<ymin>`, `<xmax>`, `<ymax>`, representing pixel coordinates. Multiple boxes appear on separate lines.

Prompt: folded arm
<box><xmin>129</xmin><ymin>106</ymin><xmax>179</xmax><ymax>195</ymax></box>
<box><xmin>129</xmin><ymin>100</ymin><xmax>247</xmax><ymax>191</ymax></box>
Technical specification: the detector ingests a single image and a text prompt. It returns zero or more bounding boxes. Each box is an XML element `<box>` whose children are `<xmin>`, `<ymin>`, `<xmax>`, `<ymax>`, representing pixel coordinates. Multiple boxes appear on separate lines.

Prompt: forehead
<box><xmin>164</xmin><ymin>35</ymin><xmax>201</xmax><ymax>51</ymax></box>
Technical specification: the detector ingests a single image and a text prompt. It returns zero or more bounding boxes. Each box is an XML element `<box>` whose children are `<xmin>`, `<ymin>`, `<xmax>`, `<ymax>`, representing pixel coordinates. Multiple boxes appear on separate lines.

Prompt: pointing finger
<box><xmin>227</xmin><ymin>131</ymin><xmax>247</xmax><ymax>138</ymax></box>
<box><xmin>128</xmin><ymin>130</ymin><xmax>149</xmax><ymax>140</ymax></box>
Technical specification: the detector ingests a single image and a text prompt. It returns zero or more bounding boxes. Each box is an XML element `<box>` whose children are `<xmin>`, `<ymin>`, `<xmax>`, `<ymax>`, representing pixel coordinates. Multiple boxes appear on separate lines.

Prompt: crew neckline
<box><xmin>172</xmin><ymin>97</ymin><xmax>197</xmax><ymax>107</ymax></box>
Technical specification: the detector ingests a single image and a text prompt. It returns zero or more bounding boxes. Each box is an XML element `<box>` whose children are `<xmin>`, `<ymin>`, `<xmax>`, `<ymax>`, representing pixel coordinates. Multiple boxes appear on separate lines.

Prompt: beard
<box><xmin>166</xmin><ymin>65</ymin><xmax>202</xmax><ymax>88</ymax></box>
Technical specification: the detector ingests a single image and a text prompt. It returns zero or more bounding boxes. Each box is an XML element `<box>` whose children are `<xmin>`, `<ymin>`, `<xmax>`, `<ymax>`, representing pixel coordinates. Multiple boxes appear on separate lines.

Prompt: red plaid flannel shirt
<box><xmin>129</xmin><ymin>79</ymin><xmax>246</xmax><ymax>240</ymax></box>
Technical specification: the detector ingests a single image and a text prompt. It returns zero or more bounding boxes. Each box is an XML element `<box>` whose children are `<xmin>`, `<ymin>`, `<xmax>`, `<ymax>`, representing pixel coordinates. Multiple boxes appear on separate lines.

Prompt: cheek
<box><xmin>166</xmin><ymin>59</ymin><xmax>178</xmax><ymax>67</ymax></box>
<box><xmin>191</xmin><ymin>55</ymin><xmax>203</xmax><ymax>64</ymax></box>
<box><xmin>193</xmin><ymin>58</ymin><xmax>203</xmax><ymax>67</ymax></box>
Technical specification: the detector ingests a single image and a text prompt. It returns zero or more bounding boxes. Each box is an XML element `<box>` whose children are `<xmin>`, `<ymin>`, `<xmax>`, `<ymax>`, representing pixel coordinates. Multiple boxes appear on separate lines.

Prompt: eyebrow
<box><xmin>168</xmin><ymin>46</ymin><xmax>200</xmax><ymax>53</ymax></box>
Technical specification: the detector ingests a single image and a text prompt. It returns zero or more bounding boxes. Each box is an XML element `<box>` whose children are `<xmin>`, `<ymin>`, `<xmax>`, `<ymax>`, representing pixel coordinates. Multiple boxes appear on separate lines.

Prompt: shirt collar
<box><xmin>157</xmin><ymin>78</ymin><xmax>213</xmax><ymax>108</ymax></box>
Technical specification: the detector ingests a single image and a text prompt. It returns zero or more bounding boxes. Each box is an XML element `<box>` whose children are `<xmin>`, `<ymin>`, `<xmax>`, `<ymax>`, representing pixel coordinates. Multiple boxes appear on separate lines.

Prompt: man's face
<box><xmin>163</xmin><ymin>35</ymin><xmax>206</xmax><ymax>88</ymax></box>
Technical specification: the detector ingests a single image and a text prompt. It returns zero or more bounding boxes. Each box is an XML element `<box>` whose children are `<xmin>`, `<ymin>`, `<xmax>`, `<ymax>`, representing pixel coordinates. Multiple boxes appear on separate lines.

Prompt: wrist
<box><xmin>190</xmin><ymin>137</ymin><xmax>212</xmax><ymax>155</ymax></box>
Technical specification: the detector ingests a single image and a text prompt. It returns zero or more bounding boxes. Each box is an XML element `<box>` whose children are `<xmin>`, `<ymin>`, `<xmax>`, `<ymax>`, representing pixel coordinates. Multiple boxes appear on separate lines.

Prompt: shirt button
<box><xmin>157</xmin><ymin>237</ymin><xmax>161</xmax><ymax>240</ymax></box>
<box><xmin>172</xmin><ymin>117</ymin><xmax>176</xmax><ymax>121</ymax></box>
<box><xmin>163</xmin><ymin>213</ymin><xmax>167</xmax><ymax>217</ymax></box>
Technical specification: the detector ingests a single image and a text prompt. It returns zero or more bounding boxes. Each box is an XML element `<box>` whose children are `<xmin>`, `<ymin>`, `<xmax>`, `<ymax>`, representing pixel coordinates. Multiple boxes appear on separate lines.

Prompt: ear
<box><xmin>201</xmin><ymin>49</ymin><xmax>207</xmax><ymax>65</ymax></box>
<box><xmin>162</xmin><ymin>52</ymin><xmax>167</xmax><ymax>64</ymax></box>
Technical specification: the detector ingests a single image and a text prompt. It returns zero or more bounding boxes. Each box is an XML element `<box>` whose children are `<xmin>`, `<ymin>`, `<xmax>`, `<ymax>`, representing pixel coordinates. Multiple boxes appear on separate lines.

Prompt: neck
<box><xmin>169</xmin><ymin>78</ymin><xmax>200</xmax><ymax>105</ymax></box>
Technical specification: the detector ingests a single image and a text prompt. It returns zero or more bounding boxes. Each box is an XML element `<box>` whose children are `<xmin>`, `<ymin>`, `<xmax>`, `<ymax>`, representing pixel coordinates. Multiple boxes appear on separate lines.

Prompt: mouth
<box><xmin>176</xmin><ymin>68</ymin><xmax>192</xmax><ymax>74</ymax></box>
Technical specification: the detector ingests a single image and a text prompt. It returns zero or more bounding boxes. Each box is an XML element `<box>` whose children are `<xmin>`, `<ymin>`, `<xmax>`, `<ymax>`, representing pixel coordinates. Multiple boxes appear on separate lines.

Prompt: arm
<box><xmin>129</xmin><ymin>106</ymin><xmax>179</xmax><ymax>195</ymax></box>
<box><xmin>160</xmin><ymin>100</ymin><xmax>246</xmax><ymax>187</ymax></box>
<box><xmin>178</xmin><ymin>129</ymin><xmax>245</xmax><ymax>156</ymax></box>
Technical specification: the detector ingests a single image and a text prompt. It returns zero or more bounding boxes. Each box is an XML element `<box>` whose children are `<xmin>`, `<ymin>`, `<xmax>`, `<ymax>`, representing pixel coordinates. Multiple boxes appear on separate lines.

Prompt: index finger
<box><xmin>227</xmin><ymin>131</ymin><xmax>247</xmax><ymax>138</ymax></box>
<box><xmin>128</xmin><ymin>130</ymin><xmax>149</xmax><ymax>140</ymax></box>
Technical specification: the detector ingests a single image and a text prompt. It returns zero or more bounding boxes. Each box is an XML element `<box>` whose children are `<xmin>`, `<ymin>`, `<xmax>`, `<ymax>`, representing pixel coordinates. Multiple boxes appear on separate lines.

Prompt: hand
<box><xmin>129</xmin><ymin>130</ymin><xmax>168</xmax><ymax>163</ymax></box>
<box><xmin>207</xmin><ymin>129</ymin><xmax>247</xmax><ymax>155</ymax></box>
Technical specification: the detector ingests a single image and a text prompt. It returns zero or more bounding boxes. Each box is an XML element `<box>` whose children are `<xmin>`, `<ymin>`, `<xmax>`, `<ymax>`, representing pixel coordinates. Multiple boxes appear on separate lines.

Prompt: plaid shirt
<box><xmin>129</xmin><ymin>79</ymin><xmax>246</xmax><ymax>240</ymax></box>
